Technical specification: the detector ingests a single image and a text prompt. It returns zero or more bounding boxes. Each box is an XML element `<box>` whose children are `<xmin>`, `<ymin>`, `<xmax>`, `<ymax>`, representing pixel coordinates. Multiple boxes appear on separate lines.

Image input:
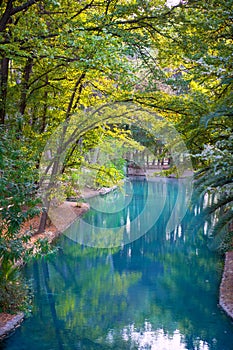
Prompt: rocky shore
<box><xmin>0</xmin><ymin>313</ymin><xmax>24</xmax><ymax>340</ymax></box>
<box><xmin>219</xmin><ymin>251</ymin><xmax>233</xmax><ymax>319</ymax></box>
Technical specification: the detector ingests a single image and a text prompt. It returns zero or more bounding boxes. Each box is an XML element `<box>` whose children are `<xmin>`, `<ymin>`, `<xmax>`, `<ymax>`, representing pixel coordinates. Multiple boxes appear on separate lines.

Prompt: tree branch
<box><xmin>0</xmin><ymin>0</ymin><xmax>40</xmax><ymax>32</ymax></box>
<box><xmin>70</xmin><ymin>0</ymin><xmax>95</xmax><ymax>20</ymax></box>
<box><xmin>66</xmin><ymin>73</ymin><xmax>86</xmax><ymax>120</ymax></box>
<box><xmin>10</xmin><ymin>0</ymin><xmax>40</xmax><ymax>16</ymax></box>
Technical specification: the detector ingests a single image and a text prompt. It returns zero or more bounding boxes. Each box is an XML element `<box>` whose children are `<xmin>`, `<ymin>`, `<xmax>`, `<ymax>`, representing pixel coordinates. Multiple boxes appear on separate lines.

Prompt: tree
<box><xmin>0</xmin><ymin>0</ymin><xmax>42</xmax><ymax>124</ymax></box>
<box><xmin>1</xmin><ymin>0</ymin><xmax>232</xmax><ymax>314</ymax></box>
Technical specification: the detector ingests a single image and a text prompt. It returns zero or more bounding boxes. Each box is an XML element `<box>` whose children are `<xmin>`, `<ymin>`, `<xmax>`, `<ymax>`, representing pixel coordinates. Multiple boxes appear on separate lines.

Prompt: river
<box><xmin>1</xmin><ymin>178</ymin><xmax>233</xmax><ymax>349</ymax></box>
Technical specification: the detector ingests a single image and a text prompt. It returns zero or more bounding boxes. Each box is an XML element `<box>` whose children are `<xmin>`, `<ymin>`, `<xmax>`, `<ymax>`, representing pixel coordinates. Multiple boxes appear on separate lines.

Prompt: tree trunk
<box><xmin>0</xmin><ymin>57</ymin><xmax>9</xmax><ymax>124</ymax></box>
<box><xmin>40</xmin><ymin>75</ymin><xmax>48</xmax><ymax>133</ymax></box>
<box><xmin>19</xmin><ymin>57</ymin><xmax>33</xmax><ymax>116</ymax></box>
<box><xmin>37</xmin><ymin>208</ymin><xmax>48</xmax><ymax>233</ymax></box>
<box><xmin>0</xmin><ymin>1</ymin><xmax>13</xmax><ymax>33</ymax></box>
<box><xmin>38</xmin><ymin>139</ymin><xmax>64</xmax><ymax>233</ymax></box>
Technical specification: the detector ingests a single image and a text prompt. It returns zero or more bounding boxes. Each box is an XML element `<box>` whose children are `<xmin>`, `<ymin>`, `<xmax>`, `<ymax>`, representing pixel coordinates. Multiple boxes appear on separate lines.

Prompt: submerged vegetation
<box><xmin>0</xmin><ymin>0</ymin><xmax>232</xmax><ymax>313</ymax></box>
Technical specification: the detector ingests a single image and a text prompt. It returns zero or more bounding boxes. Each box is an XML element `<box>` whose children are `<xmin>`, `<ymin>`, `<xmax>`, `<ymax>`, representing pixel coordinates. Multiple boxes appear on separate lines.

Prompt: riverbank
<box><xmin>0</xmin><ymin>200</ymin><xmax>90</xmax><ymax>340</ymax></box>
<box><xmin>219</xmin><ymin>251</ymin><xmax>233</xmax><ymax>319</ymax></box>
<box><xmin>0</xmin><ymin>313</ymin><xmax>24</xmax><ymax>340</ymax></box>
<box><xmin>0</xmin><ymin>185</ymin><xmax>112</xmax><ymax>339</ymax></box>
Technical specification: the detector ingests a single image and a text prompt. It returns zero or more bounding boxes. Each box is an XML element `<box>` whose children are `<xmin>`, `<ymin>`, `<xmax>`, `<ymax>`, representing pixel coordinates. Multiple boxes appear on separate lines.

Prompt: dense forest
<box><xmin>0</xmin><ymin>0</ymin><xmax>232</xmax><ymax>313</ymax></box>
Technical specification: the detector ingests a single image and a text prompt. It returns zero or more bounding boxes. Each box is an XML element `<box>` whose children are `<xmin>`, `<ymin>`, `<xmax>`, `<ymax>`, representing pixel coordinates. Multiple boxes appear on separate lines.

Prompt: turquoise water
<box><xmin>1</xmin><ymin>178</ymin><xmax>233</xmax><ymax>349</ymax></box>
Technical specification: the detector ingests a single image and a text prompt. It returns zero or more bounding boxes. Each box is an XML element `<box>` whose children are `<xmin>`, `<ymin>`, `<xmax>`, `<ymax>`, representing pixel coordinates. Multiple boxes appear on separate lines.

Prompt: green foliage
<box><xmin>218</xmin><ymin>231</ymin><xmax>233</xmax><ymax>254</ymax></box>
<box><xmin>158</xmin><ymin>165</ymin><xmax>178</xmax><ymax>178</ymax></box>
<box><xmin>194</xmin><ymin>133</ymin><xmax>233</xmax><ymax>246</ymax></box>
<box><xmin>57</xmin><ymin>124</ymin><xmax>141</xmax><ymax>194</ymax></box>
<box><xmin>95</xmin><ymin>162</ymin><xmax>125</xmax><ymax>189</ymax></box>
<box><xmin>0</xmin><ymin>260</ymin><xmax>32</xmax><ymax>314</ymax></box>
<box><xmin>0</xmin><ymin>128</ymin><xmax>38</xmax><ymax>259</ymax></box>
<box><xmin>0</xmin><ymin>127</ymin><xmax>52</xmax><ymax>313</ymax></box>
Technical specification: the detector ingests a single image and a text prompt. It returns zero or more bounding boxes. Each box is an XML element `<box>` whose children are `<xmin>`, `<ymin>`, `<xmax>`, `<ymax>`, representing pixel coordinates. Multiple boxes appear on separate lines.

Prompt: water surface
<box><xmin>1</xmin><ymin>179</ymin><xmax>233</xmax><ymax>349</ymax></box>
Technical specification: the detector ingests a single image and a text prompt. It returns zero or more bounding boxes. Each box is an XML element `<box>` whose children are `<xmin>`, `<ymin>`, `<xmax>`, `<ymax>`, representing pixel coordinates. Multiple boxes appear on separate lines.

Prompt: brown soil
<box><xmin>20</xmin><ymin>201</ymin><xmax>90</xmax><ymax>245</ymax></box>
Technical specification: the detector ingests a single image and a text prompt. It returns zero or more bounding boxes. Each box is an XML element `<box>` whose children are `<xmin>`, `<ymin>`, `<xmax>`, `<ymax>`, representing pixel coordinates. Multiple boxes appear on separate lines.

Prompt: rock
<box><xmin>219</xmin><ymin>251</ymin><xmax>233</xmax><ymax>319</ymax></box>
<box><xmin>0</xmin><ymin>312</ymin><xmax>24</xmax><ymax>340</ymax></box>
<box><xmin>99</xmin><ymin>186</ymin><xmax>117</xmax><ymax>195</ymax></box>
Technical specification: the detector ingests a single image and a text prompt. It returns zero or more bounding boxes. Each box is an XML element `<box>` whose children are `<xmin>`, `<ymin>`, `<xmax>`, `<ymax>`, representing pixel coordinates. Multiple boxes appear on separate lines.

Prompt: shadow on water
<box><xmin>1</xmin><ymin>179</ymin><xmax>233</xmax><ymax>350</ymax></box>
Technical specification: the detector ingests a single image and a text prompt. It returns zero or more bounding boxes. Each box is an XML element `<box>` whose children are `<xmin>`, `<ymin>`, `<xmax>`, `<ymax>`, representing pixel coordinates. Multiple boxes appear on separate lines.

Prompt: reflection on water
<box><xmin>1</xmin><ymin>179</ymin><xmax>233</xmax><ymax>350</ymax></box>
<box><xmin>113</xmin><ymin>324</ymin><xmax>209</xmax><ymax>350</ymax></box>
<box><xmin>65</xmin><ymin>177</ymin><xmax>192</xmax><ymax>248</ymax></box>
